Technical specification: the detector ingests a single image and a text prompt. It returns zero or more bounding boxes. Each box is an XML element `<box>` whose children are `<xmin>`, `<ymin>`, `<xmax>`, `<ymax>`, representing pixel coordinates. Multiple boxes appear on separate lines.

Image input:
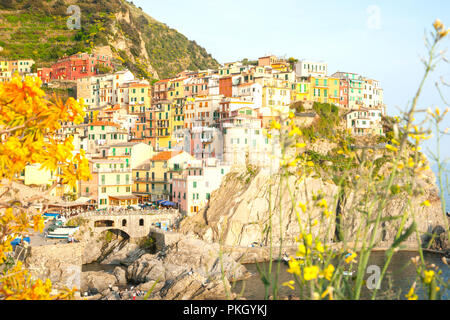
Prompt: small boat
<box><xmin>281</xmin><ymin>253</ymin><xmax>305</xmax><ymax>265</ymax></box>
<box><xmin>343</xmin><ymin>271</ymin><xmax>354</xmax><ymax>276</ymax></box>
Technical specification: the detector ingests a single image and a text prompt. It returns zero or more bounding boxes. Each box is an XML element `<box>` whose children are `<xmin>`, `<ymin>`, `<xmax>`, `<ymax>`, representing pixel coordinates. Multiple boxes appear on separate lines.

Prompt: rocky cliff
<box><xmin>180</xmin><ymin>159</ymin><xmax>447</xmax><ymax>250</ymax></box>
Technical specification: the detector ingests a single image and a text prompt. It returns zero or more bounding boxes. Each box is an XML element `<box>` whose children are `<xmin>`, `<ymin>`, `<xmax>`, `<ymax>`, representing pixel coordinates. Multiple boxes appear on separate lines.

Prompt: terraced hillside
<box><xmin>0</xmin><ymin>0</ymin><xmax>219</xmax><ymax>80</ymax></box>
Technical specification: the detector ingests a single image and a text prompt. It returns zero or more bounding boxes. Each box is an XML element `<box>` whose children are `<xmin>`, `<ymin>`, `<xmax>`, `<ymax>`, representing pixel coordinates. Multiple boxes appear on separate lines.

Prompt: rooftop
<box><xmin>150</xmin><ymin>151</ymin><xmax>183</xmax><ymax>161</ymax></box>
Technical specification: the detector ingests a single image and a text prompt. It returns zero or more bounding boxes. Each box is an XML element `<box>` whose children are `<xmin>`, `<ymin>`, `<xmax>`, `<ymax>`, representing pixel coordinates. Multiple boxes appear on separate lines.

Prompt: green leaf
<box><xmin>391</xmin><ymin>222</ymin><xmax>416</xmax><ymax>249</ymax></box>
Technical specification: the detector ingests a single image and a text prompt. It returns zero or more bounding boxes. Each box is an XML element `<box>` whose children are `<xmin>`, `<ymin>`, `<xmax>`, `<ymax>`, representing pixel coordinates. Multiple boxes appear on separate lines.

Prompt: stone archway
<box><xmin>94</xmin><ymin>220</ymin><xmax>115</xmax><ymax>228</ymax></box>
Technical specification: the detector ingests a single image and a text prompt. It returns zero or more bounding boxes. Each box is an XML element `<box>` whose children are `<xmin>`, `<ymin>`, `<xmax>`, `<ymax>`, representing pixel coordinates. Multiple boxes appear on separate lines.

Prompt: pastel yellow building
<box><xmin>310</xmin><ymin>76</ymin><xmax>329</xmax><ymax>103</ymax></box>
<box><xmin>327</xmin><ymin>77</ymin><xmax>340</xmax><ymax>106</ymax></box>
<box><xmin>291</xmin><ymin>81</ymin><xmax>310</xmax><ymax>102</ymax></box>
<box><xmin>133</xmin><ymin>151</ymin><xmax>194</xmax><ymax>202</ymax></box>
<box><xmin>152</xmin><ymin>102</ymin><xmax>173</xmax><ymax>150</ymax></box>
<box><xmin>128</xmin><ymin>83</ymin><xmax>151</xmax><ymax>114</ymax></box>
<box><xmin>0</xmin><ymin>60</ymin><xmax>8</xmax><ymax>72</ymax></box>
<box><xmin>90</xmin><ymin>159</ymin><xmax>136</xmax><ymax>209</ymax></box>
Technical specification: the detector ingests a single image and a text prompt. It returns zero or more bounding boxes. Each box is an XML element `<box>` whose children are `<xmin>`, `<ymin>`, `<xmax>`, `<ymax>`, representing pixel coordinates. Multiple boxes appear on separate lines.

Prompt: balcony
<box><xmin>93</xmin><ymin>167</ymin><xmax>131</xmax><ymax>173</ymax></box>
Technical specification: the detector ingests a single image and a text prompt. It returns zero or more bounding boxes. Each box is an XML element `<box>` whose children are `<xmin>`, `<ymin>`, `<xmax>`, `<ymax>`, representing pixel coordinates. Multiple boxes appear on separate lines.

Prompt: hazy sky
<box><xmin>134</xmin><ymin>0</ymin><xmax>450</xmax><ymax>162</ymax></box>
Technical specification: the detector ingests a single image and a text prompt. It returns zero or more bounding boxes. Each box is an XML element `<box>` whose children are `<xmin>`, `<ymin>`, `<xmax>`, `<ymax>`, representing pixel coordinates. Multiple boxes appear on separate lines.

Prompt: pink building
<box><xmin>51</xmin><ymin>53</ymin><xmax>113</xmax><ymax>81</ymax></box>
<box><xmin>37</xmin><ymin>67</ymin><xmax>52</xmax><ymax>84</ymax></box>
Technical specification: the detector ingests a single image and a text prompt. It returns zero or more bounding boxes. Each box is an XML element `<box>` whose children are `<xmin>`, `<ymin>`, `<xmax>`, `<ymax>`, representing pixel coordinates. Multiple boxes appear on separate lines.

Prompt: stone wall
<box><xmin>150</xmin><ymin>228</ymin><xmax>182</xmax><ymax>250</ymax></box>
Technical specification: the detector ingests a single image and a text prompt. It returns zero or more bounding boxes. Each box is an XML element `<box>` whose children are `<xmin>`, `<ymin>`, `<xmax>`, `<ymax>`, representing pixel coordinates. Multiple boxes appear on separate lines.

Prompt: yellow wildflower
<box><xmin>318</xmin><ymin>198</ymin><xmax>328</xmax><ymax>209</ymax></box>
<box><xmin>315</xmin><ymin>241</ymin><xmax>324</xmax><ymax>253</ymax></box>
<box><xmin>386</xmin><ymin>144</ymin><xmax>398</xmax><ymax>152</ymax></box>
<box><xmin>303</xmin><ymin>266</ymin><xmax>320</xmax><ymax>281</ymax></box>
<box><xmin>282</xmin><ymin>281</ymin><xmax>295</xmax><ymax>290</ymax></box>
<box><xmin>322</xmin><ymin>264</ymin><xmax>335</xmax><ymax>281</ymax></box>
<box><xmin>287</xmin><ymin>258</ymin><xmax>301</xmax><ymax>276</ymax></box>
<box><xmin>424</xmin><ymin>270</ymin><xmax>435</xmax><ymax>284</ymax></box>
<box><xmin>405</xmin><ymin>283</ymin><xmax>418</xmax><ymax>300</ymax></box>
<box><xmin>433</xmin><ymin>19</ymin><xmax>444</xmax><ymax>31</ymax></box>
<box><xmin>345</xmin><ymin>252</ymin><xmax>357</xmax><ymax>264</ymax></box>
<box><xmin>421</xmin><ymin>200</ymin><xmax>431</xmax><ymax>207</ymax></box>
<box><xmin>289</xmin><ymin>127</ymin><xmax>302</xmax><ymax>137</ymax></box>
<box><xmin>298</xmin><ymin>202</ymin><xmax>307</xmax><ymax>213</ymax></box>
<box><xmin>297</xmin><ymin>244</ymin><xmax>311</xmax><ymax>257</ymax></box>
<box><xmin>307</xmin><ymin>161</ymin><xmax>314</xmax><ymax>167</ymax></box>
<box><xmin>305</xmin><ymin>234</ymin><xmax>313</xmax><ymax>247</ymax></box>
<box><xmin>321</xmin><ymin>286</ymin><xmax>334</xmax><ymax>300</ymax></box>
<box><xmin>296</xmin><ymin>143</ymin><xmax>306</xmax><ymax>148</ymax></box>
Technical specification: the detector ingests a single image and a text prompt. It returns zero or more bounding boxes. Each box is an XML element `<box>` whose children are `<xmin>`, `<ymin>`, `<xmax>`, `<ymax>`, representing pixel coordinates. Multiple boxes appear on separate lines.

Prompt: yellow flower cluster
<box><xmin>0</xmin><ymin>76</ymin><xmax>91</xmax><ymax>299</ymax></box>
<box><xmin>0</xmin><ymin>75</ymin><xmax>91</xmax><ymax>186</ymax></box>
<box><xmin>0</xmin><ymin>262</ymin><xmax>76</xmax><ymax>300</ymax></box>
<box><xmin>433</xmin><ymin>19</ymin><xmax>450</xmax><ymax>39</ymax></box>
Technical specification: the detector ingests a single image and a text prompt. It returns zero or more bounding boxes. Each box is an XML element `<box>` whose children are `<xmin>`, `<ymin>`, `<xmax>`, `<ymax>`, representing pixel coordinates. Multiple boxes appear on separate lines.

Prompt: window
<box><xmin>139</xmin><ymin>219</ymin><xmax>144</xmax><ymax>226</ymax></box>
<box><xmin>206</xmin><ymin>193</ymin><xmax>211</xmax><ymax>200</ymax></box>
<box><xmin>193</xmin><ymin>181</ymin><xmax>197</xmax><ymax>188</ymax></box>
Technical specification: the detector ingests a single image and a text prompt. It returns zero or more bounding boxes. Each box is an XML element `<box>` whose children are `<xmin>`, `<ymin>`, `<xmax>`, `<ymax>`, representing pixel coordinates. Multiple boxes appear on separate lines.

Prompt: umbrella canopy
<box><xmin>162</xmin><ymin>201</ymin><xmax>176</xmax><ymax>207</ymax></box>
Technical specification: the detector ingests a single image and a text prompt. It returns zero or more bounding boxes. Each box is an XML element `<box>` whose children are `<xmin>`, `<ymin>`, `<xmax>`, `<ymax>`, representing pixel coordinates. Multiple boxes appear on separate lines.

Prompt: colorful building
<box><xmin>172</xmin><ymin>158</ymin><xmax>230</xmax><ymax>216</ymax></box>
<box><xmin>51</xmin><ymin>53</ymin><xmax>112</xmax><ymax>81</ymax></box>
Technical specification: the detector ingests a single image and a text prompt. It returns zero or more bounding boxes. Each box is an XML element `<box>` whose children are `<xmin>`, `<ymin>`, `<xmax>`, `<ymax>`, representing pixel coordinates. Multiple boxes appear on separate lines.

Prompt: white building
<box><xmin>222</xmin><ymin>117</ymin><xmax>281</xmax><ymax>169</ymax></box>
<box><xmin>294</xmin><ymin>60</ymin><xmax>328</xmax><ymax>78</ymax></box>
<box><xmin>346</xmin><ymin>108</ymin><xmax>384</xmax><ymax>136</ymax></box>
<box><xmin>172</xmin><ymin>158</ymin><xmax>231</xmax><ymax>216</ymax></box>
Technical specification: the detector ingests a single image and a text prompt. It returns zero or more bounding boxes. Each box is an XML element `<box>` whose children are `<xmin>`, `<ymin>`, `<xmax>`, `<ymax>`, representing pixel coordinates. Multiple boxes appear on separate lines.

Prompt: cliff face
<box><xmin>180</xmin><ymin>163</ymin><xmax>446</xmax><ymax>249</ymax></box>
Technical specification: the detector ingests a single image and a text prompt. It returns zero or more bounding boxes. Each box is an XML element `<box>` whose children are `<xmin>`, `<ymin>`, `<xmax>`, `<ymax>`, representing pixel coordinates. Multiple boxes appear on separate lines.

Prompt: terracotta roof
<box><xmin>89</xmin><ymin>121</ymin><xmax>121</xmax><ymax>128</ymax></box>
<box><xmin>238</xmin><ymin>82</ymin><xmax>257</xmax><ymax>87</ymax></box>
<box><xmin>104</xmin><ymin>105</ymin><xmax>121</xmax><ymax>112</ymax></box>
<box><xmin>155</xmin><ymin>78</ymin><xmax>172</xmax><ymax>84</ymax></box>
<box><xmin>129</xmin><ymin>83</ymin><xmax>151</xmax><ymax>88</ymax></box>
<box><xmin>150</xmin><ymin>151</ymin><xmax>182</xmax><ymax>161</ymax></box>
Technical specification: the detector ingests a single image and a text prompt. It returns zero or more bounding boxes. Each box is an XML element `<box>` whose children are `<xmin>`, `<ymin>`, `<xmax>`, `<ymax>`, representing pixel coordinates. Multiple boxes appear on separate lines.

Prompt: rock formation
<box><xmin>180</xmin><ymin>162</ymin><xmax>447</xmax><ymax>250</ymax></box>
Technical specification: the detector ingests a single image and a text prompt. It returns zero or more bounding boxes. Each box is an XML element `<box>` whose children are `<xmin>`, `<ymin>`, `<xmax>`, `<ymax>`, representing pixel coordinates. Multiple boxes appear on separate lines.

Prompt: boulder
<box><xmin>113</xmin><ymin>267</ymin><xmax>127</xmax><ymax>287</ymax></box>
<box><xmin>81</xmin><ymin>271</ymin><xmax>117</xmax><ymax>295</ymax></box>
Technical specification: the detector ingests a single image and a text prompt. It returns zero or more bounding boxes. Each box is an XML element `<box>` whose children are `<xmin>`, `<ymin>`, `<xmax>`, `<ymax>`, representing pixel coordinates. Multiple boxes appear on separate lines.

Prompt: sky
<box><xmin>133</xmin><ymin>0</ymin><xmax>450</xmax><ymax>162</ymax></box>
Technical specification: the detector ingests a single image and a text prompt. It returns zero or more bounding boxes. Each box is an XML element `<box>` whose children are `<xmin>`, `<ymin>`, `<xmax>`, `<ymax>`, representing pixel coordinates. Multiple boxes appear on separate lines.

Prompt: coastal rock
<box><xmin>180</xmin><ymin>169</ymin><xmax>337</xmax><ymax>247</ymax></box>
<box><xmin>180</xmin><ymin>163</ymin><xmax>447</xmax><ymax>250</ymax></box>
<box><xmin>159</xmin><ymin>272</ymin><xmax>233</xmax><ymax>300</ymax></box>
<box><xmin>126</xmin><ymin>238</ymin><xmax>248</xmax><ymax>285</ymax></box>
<box><xmin>126</xmin><ymin>254</ymin><xmax>166</xmax><ymax>283</ymax></box>
<box><xmin>165</xmin><ymin>238</ymin><xmax>248</xmax><ymax>280</ymax></box>
<box><xmin>102</xmin><ymin>243</ymin><xmax>140</xmax><ymax>265</ymax></box>
<box><xmin>81</xmin><ymin>271</ymin><xmax>117</xmax><ymax>295</ymax></box>
<box><xmin>113</xmin><ymin>266</ymin><xmax>127</xmax><ymax>287</ymax></box>
<box><xmin>137</xmin><ymin>280</ymin><xmax>164</xmax><ymax>293</ymax></box>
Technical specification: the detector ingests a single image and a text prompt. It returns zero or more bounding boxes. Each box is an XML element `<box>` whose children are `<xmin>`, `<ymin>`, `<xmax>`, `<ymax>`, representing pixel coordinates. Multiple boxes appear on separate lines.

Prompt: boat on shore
<box><xmin>46</xmin><ymin>226</ymin><xmax>79</xmax><ymax>239</ymax></box>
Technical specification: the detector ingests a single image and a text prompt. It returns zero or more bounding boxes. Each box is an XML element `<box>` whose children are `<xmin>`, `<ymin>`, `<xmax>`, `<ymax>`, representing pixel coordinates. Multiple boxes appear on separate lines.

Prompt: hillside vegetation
<box><xmin>0</xmin><ymin>0</ymin><xmax>219</xmax><ymax>79</ymax></box>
